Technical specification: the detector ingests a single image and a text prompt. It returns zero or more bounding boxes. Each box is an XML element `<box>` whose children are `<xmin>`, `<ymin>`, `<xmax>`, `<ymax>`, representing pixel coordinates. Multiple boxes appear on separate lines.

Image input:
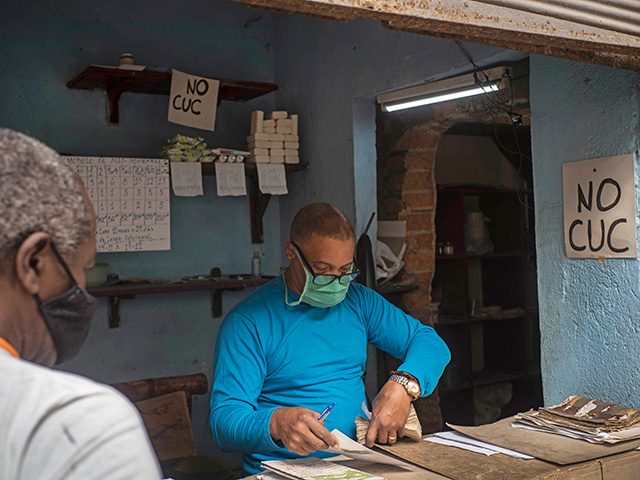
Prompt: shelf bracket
<box><xmin>108</xmin><ymin>295</ymin><xmax>134</xmax><ymax>329</ymax></box>
<box><xmin>249</xmin><ymin>176</ymin><xmax>272</xmax><ymax>244</ymax></box>
<box><xmin>106</xmin><ymin>84</ymin><xmax>127</xmax><ymax>124</ymax></box>
<box><xmin>210</xmin><ymin>267</ymin><xmax>223</xmax><ymax>318</ymax></box>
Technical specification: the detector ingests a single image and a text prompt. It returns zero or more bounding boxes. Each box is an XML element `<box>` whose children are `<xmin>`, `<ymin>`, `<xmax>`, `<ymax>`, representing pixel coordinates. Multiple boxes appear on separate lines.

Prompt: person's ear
<box><xmin>14</xmin><ymin>232</ymin><xmax>50</xmax><ymax>296</ymax></box>
<box><xmin>284</xmin><ymin>242</ymin><xmax>297</xmax><ymax>263</ymax></box>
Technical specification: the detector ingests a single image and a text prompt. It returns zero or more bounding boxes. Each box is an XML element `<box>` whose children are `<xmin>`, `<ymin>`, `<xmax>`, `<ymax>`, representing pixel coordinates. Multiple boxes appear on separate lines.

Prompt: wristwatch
<box><xmin>389</xmin><ymin>371</ymin><xmax>421</xmax><ymax>400</ymax></box>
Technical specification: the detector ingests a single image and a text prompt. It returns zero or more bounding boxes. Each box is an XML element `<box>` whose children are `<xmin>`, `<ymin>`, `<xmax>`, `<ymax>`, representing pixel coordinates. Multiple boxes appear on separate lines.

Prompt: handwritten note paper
<box><xmin>215</xmin><ymin>162</ymin><xmax>247</xmax><ymax>196</ymax></box>
<box><xmin>168</xmin><ymin>69</ymin><xmax>220</xmax><ymax>131</ymax></box>
<box><xmin>257</xmin><ymin>164</ymin><xmax>288</xmax><ymax>195</ymax></box>
<box><xmin>64</xmin><ymin>157</ymin><xmax>170</xmax><ymax>252</ymax></box>
<box><xmin>170</xmin><ymin>162</ymin><xmax>203</xmax><ymax>197</ymax></box>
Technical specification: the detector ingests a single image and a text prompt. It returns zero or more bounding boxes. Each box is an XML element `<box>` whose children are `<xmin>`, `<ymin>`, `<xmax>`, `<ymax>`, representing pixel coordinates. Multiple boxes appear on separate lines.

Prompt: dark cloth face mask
<box><xmin>34</xmin><ymin>243</ymin><xmax>97</xmax><ymax>364</ymax></box>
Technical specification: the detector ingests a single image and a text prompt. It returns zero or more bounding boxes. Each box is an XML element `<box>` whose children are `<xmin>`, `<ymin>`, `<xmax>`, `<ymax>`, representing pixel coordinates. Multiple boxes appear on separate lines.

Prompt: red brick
<box><xmin>402</xmin><ymin>191</ymin><xmax>435</xmax><ymax>211</ymax></box>
<box><xmin>407</xmin><ymin>232</ymin><xmax>434</xmax><ymax>251</ymax></box>
<box><xmin>405</xmin><ymin>250</ymin><xmax>434</xmax><ymax>272</ymax></box>
<box><xmin>395</xmin><ymin>128</ymin><xmax>440</xmax><ymax>151</ymax></box>
<box><xmin>404</xmin><ymin>151</ymin><xmax>436</xmax><ymax>171</ymax></box>
<box><xmin>402</xmin><ymin>291</ymin><xmax>430</xmax><ymax>319</ymax></box>
<box><xmin>401</xmin><ymin>213</ymin><xmax>429</xmax><ymax>232</ymax></box>
<box><xmin>402</xmin><ymin>173</ymin><xmax>430</xmax><ymax>191</ymax></box>
<box><xmin>406</xmin><ymin>272</ymin><xmax>434</xmax><ymax>292</ymax></box>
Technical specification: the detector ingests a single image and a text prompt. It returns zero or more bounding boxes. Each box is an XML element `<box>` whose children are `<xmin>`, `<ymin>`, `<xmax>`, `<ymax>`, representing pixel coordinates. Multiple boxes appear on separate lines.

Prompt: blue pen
<box><xmin>317</xmin><ymin>402</ymin><xmax>336</xmax><ymax>422</ymax></box>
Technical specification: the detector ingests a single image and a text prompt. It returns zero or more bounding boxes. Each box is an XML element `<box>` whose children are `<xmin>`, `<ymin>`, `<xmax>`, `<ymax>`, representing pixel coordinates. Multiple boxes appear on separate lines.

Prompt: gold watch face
<box><xmin>407</xmin><ymin>381</ymin><xmax>420</xmax><ymax>396</ymax></box>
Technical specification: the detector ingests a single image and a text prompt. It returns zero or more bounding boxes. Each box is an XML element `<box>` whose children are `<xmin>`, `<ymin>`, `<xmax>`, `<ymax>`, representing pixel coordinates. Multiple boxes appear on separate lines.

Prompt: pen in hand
<box><xmin>317</xmin><ymin>402</ymin><xmax>336</xmax><ymax>422</ymax></box>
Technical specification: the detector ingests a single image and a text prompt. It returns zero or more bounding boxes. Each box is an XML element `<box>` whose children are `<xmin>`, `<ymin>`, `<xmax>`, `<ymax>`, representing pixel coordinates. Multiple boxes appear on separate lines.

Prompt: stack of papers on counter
<box><xmin>424</xmin><ymin>431</ymin><xmax>534</xmax><ymax>459</ymax></box>
<box><xmin>513</xmin><ymin>395</ymin><xmax>640</xmax><ymax>444</ymax></box>
<box><xmin>260</xmin><ymin>458</ymin><xmax>384</xmax><ymax>480</ymax></box>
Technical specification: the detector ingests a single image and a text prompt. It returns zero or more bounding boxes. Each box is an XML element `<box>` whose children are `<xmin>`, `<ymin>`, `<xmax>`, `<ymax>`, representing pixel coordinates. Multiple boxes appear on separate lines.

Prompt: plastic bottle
<box><xmin>251</xmin><ymin>250</ymin><xmax>261</xmax><ymax>277</ymax></box>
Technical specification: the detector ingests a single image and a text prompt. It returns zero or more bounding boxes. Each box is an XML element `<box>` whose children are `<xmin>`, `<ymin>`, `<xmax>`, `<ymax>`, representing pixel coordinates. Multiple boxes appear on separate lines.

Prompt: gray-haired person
<box><xmin>0</xmin><ymin>129</ymin><xmax>160</xmax><ymax>480</ymax></box>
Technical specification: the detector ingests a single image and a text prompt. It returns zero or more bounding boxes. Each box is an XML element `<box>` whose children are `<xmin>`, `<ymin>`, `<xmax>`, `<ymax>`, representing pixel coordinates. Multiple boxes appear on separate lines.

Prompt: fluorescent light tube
<box><xmin>383</xmin><ymin>82</ymin><xmax>500</xmax><ymax>112</ymax></box>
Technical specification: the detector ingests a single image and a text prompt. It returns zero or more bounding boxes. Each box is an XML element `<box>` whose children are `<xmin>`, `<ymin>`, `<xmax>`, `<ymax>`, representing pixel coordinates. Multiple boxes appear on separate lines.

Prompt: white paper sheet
<box><xmin>433</xmin><ymin>431</ymin><xmax>534</xmax><ymax>459</ymax></box>
<box><xmin>425</xmin><ymin>436</ymin><xmax>498</xmax><ymax>456</ymax></box>
<box><xmin>171</xmin><ymin>161</ymin><xmax>203</xmax><ymax>197</ymax></box>
<box><xmin>325</xmin><ymin>430</ymin><xmax>417</xmax><ymax>471</ymax></box>
<box><xmin>168</xmin><ymin>69</ymin><xmax>220</xmax><ymax>131</ymax></box>
<box><xmin>215</xmin><ymin>162</ymin><xmax>247</xmax><ymax>196</ymax></box>
<box><xmin>257</xmin><ymin>164</ymin><xmax>288</xmax><ymax>195</ymax></box>
<box><xmin>64</xmin><ymin>156</ymin><xmax>170</xmax><ymax>252</ymax></box>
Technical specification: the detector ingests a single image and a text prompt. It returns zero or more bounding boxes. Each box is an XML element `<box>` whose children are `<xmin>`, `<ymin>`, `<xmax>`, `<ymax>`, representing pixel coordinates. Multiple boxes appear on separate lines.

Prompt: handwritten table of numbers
<box><xmin>63</xmin><ymin>157</ymin><xmax>171</xmax><ymax>252</ymax></box>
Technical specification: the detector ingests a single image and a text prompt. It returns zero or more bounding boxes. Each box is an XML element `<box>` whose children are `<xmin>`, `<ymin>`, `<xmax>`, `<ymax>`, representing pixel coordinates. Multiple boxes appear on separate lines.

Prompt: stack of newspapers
<box><xmin>513</xmin><ymin>395</ymin><xmax>640</xmax><ymax>444</ymax></box>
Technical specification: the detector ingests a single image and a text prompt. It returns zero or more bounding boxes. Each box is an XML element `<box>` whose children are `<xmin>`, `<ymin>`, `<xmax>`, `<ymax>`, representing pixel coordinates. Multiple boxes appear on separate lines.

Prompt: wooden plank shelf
<box><xmin>89</xmin><ymin>276</ymin><xmax>269</xmax><ymax>298</ymax></box>
<box><xmin>89</xmin><ymin>272</ymin><xmax>272</xmax><ymax>328</ymax></box>
<box><xmin>67</xmin><ymin>66</ymin><xmax>278</xmax><ymax>123</ymax></box>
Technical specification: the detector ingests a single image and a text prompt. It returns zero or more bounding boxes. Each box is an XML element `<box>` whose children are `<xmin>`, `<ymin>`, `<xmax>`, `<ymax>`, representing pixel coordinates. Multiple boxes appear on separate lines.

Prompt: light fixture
<box><xmin>377</xmin><ymin>66</ymin><xmax>510</xmax><ymax>113</ymax></box>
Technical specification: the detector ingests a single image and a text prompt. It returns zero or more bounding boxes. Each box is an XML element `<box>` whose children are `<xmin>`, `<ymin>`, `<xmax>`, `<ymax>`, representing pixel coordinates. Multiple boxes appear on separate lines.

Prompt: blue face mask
<box><xmin>283</xmin><ymin>247</ymin><xmax>358</xmax><ymax>308</ymax></box>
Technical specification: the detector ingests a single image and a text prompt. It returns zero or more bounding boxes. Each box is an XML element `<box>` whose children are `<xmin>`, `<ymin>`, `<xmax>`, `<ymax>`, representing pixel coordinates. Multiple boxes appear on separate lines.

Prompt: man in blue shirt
<box><xmin>210</xmin><ymin>202</ymin><xmax>450</xmax><ymax>475</ymax></box>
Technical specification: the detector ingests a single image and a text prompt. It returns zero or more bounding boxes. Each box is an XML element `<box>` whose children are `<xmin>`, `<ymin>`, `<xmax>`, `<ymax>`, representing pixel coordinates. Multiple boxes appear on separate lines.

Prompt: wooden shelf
<box><xmin>89</xmin><ymin>276</ymin><xmax>269</xmax><ymax>298</ymax></box>
<box><xmin>89</xmin><ymin>273</ymin><xmax>272</xmax><ymax>328</ymax></box>
<box><xmin>67</xmin><ymin>66</ymin><xmax>278</xmax><ymax>123</ymax></box>
<box><xmin>200</xmin><ymin>162</ymin><xmax>307</xmax><ymax>176</ymax></box>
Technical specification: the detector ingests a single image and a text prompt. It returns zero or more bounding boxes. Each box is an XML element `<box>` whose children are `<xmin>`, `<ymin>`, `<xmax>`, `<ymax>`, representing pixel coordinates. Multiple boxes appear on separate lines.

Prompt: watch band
<box><xmin>389</xmin><ymin>371</ymin><xmax>421</xmax><ymax>400</ymax></box>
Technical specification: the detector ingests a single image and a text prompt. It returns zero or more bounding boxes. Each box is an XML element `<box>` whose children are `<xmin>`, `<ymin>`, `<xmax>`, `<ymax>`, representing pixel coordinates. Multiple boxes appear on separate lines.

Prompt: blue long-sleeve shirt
<box><xmin>209</xmin><ymin>276</ymin><xmax>450</xmax><ymax>475</ymax></box>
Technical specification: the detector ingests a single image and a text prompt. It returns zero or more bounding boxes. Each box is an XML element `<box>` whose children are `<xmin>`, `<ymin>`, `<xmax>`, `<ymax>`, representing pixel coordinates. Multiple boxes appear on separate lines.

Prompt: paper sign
<box><xmin>170</xmin><ymin>162</ymin><xmax>203</xmax><ymax>197</ymax></box>
<box><xmin>64</xmin><ymin>156</ymin><xmax>170</xmax><ymax>252</ymax></box>
<box><xmin>257</xmin><ymin>164</ymin><xmax>288</xmax><ymax>195</ymax></box>
<box><xmin>168</xmin><ymin>69</ymin><xmax>220</xmax><ymax>131</ymax></box>
<box><xmin>562</xmin><ymin>154</ymin><xmax>637</xmax><ymax>258</ymax></box>
<box><xmin>215</xmin><ymin>162</ymin><xmax>246</xmax><ymax>196</ymax></box>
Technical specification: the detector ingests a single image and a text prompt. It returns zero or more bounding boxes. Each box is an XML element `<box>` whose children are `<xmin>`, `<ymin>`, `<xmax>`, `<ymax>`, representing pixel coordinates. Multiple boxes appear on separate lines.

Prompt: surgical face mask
<box><xmin>34</xmin><ymin>244</ymin><xmax>97</xmax><ymax>364</ymax></box>
<box><xmin>283</xmin><ymin>246</ymin><xmax>358</xmax><ymax>308</ymax></box>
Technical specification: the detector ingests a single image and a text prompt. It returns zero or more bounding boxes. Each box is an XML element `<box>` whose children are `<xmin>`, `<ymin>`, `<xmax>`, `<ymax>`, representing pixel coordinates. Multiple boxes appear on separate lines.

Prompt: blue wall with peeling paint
<box><xmin>530</xmin><ymin>55</ymin><xmax>640</xmax><ymax>407</ymax></box>
<box><xmin>0</xmin><ymin>0</ymin><xmax>279</xmax><ymax>458</ymax></box>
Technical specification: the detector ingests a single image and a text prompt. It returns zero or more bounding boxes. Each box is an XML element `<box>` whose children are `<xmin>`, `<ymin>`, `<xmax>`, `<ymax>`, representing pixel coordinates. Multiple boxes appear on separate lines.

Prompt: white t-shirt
<box><xmin>0</xmin><ymin>349</ymin><xmax>161</xmax><ymax>480</ymax></box>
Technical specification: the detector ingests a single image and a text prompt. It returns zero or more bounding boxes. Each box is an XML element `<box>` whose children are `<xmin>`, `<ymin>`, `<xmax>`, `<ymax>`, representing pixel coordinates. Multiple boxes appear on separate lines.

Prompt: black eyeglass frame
<box><xmin>292</xmin><ymin>242</ymin><xmax>361</xmax><ymax>286</ymax></box>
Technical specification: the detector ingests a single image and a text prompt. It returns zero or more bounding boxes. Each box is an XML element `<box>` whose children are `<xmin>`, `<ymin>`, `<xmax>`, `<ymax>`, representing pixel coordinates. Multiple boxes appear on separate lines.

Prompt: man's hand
<box><xmin>365</xmin><ymin>380</ymin><xmax>412</xmax><ymax>447</ymax></box>
<box><xmin>270</xmin><ymin>407</ymin><xmax>339</xmax><ymax>455</ymax></box>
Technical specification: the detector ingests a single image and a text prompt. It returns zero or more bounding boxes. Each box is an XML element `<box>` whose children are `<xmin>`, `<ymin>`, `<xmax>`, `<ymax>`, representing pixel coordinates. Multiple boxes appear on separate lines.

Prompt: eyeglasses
<box><xmin>293</xmin><ymin>243</ymin><xmax>360</xmax><ymax>286</ymax></box>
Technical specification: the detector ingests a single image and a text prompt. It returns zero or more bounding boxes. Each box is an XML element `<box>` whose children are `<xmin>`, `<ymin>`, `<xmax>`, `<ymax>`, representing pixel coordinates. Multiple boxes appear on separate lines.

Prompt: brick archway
<box><xmin>375</xmin><ymin>87</ymin><xmax>530</xmax><ymax>432</ymax></box>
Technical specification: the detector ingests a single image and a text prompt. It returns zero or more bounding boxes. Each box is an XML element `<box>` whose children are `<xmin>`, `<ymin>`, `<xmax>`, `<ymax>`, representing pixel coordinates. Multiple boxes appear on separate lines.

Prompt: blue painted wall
<box><xmin>0</xmin><ymin>0</ymin><xmax>529</xmax><ymax>461</ymax></box>
<box><xmin>530</xmin><ymin>55</ymin><xmax>640</xmax><ymax>407</ymax></box>
<box><xmin>271</xmin><ymin>15</ymin><xmax>525</xmax><ymax>236</ymax></box>
<box><xmin>0</xmin><ymin>0</ymin><xmax>280</xmax><ymax>457</ymax></box>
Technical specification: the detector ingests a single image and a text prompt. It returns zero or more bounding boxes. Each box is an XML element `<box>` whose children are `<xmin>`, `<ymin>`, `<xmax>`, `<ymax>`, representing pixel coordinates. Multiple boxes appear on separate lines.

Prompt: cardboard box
<box><xmin>269</xmin><ymin>155</ymin><xmax>285</xmax><ymax>164</ymax></box>
<box><xmin>247</xmin><ymin>133</ymin><xmax>270</xmax><ymax>142</ymax></box>
<box><xmin>284</xmin><ymin>141</ymin><xmax>299</xmax><ymax>149</ymax></box>
<box><xmin>283</xmin><ymin>134</ymin><xmax>299</xmax><ymax>142</ymax></box>
<box><xmin>269</xmin><ymin>148</ymin><xmax>285</xmax><ymax>157</ymax></box>
<box><xmin>285</xmin><ymin>155</ymin><xmax>300</xmax><ymax>164</ymax></box>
